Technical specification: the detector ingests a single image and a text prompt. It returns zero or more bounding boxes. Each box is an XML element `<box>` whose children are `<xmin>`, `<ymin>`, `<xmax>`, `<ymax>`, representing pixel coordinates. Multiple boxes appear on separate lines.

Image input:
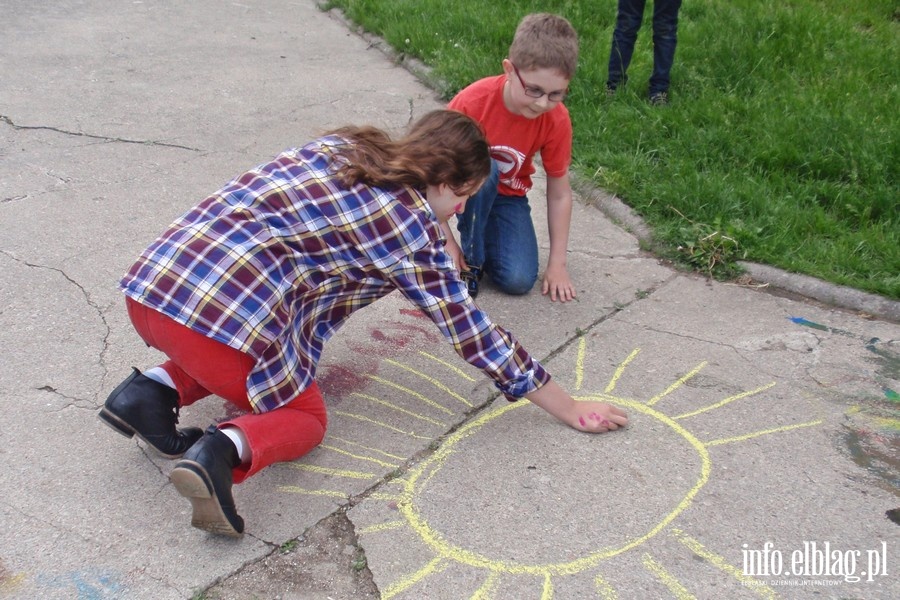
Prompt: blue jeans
<box><xmin>607</xmin><ymin>0</ymin><xmax>682</xmax><ymax>95</ymax></box>
<box><xmin>455</xmin><ymin>160</ymin><xmax>539</xmax><ymax>295</ymax></box>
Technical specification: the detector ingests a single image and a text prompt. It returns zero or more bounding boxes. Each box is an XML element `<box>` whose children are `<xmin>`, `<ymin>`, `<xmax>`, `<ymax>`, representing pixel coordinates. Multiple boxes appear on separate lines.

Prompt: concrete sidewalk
<box><xmin>1</xmin><ymin>2</ymin><xmax>897</xmax><ymax>599</ymax></box>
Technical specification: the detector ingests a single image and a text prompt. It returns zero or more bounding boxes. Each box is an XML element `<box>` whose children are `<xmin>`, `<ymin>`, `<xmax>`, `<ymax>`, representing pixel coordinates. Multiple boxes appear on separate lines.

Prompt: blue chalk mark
<box><xmin>37</xmin><ymin>569</ymin><xmax>123</xmax><ymax>600</ymax></box>
<box><xmin>788</xmin><ymin>316</ymin><xmax>828</xmax><ymax>331</ymax></box>
<box><xmin>788</xmin><ymin>316</ymin><xmax>859</xmax><ymax>338</ymax></box>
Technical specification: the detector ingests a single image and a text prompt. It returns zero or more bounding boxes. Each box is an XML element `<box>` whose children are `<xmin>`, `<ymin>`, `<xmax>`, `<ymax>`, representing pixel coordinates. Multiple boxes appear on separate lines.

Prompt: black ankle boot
<box><xmin>99</xmin><ymin>368</ymin><xmax>203</xmax><ymax>458</ymax></box>
<box><xmin>170</xmin><ymin>426</ymin><xmax>244</xmax><ymax>537</ymax></box>
<box><xmin>460</xmin><ymin>265</ymin><xmax>484</xmax><ymax>298</ymax></box>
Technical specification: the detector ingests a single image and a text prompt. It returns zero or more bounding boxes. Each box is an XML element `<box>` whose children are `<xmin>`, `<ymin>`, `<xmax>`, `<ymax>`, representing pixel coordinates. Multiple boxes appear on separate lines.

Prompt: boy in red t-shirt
<box><xmin>444</xmin><ymin>13</ymin><xmax>578</xmax><ymax>303</ymax></box>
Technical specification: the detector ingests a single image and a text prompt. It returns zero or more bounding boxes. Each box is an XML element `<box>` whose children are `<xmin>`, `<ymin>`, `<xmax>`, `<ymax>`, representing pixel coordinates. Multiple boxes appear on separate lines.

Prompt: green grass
<box><xmin>322</xmin><ymin>0</ymin><xmax>899</xmax><ymax>299</ymax></box>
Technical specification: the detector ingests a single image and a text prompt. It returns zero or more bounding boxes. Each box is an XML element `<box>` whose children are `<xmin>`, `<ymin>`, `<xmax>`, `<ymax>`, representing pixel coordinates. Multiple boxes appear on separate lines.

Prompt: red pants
<box><xmin>126</xmin><ymin>298</ymin><xmax>328</xmax><ymax>483</ymax></box>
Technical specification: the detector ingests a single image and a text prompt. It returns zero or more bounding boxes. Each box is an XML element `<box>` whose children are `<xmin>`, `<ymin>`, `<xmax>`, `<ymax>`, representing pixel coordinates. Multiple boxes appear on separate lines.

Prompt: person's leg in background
<box><xmin>482</xmin><ymin>194</ymin><xmax>539</xmax><ymax>296</ymax></box>
<box><xmin>649</xmin><ymin>0</ymin><xmax>683</xmax><ymax>102</ymax></box>
<box><xmin>607</xmin><ymin>0</ymin><xmax>647</xmax><ymax>92</ymax></box>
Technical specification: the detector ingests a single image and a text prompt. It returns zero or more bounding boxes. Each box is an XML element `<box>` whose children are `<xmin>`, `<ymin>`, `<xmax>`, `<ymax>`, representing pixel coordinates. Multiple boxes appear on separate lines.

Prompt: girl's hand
<box><xmin>440</xmin><ymin>222</ymin><xmax>467</xmax><ymax>272</ymax></box>
<box><xmin>568</xmin><ymin>400</ymin><xmax>629</xmax><ymax>433</ymax></box>
<box><xmin>526</xmin><ymin>381</ymin><xmax>628</xmax><ymax>433</ymax></box>
<box><xmin>448</xmin><ymin>244</ymin><xmax>468</xmax><ymax>273</ymax></box>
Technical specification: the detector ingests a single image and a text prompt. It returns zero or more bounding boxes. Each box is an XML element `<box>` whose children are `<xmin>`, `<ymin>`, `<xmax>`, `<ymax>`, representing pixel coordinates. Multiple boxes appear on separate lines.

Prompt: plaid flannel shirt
<box><xmin>120</xmin><ymin>136</ymin><xmax>550</xmax><ymax>413</ymax></box>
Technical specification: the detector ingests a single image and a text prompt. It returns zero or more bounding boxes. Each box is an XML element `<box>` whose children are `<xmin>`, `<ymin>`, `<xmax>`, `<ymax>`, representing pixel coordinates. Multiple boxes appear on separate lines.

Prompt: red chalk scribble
<box><xmin>361</xmin><ymin>322</ymin><xmax>440</xmax><ymax>353</ymax></box>
<box><xmin>400</xmin><ymin>308</ymin><xmax>427</xmax><ymax>319</ymax></box>
<box><xmin>318</xmin><ymin>363</ymin><xmax>374</xmax><ymax>404</ymax></box>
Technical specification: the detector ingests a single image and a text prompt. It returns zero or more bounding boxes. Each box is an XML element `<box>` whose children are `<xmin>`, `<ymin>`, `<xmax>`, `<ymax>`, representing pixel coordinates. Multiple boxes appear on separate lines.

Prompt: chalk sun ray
<box><xmin>351</xmin><ymin>391</ymin><xmax>448</xmax><ymax>426</ymax></box>
<box><xmin>642</xmin><ymin>553</ymin><xmax>696</xmax><ymax>599</ymax></box>
<box><xmin>471</xmin><ymin>571</ymin><xmax>501</xmax><ymax>599</ymax></box>
<box><xmin>669</xmin><ymin>529</ymin><xmax>778</xmax><ymax>599</ymax></box>
<box><xmin>594</xmin><ymin>574</ymin><xmax>618</xmax><ymax>599</ymax></box>
<box><xmin>674</xmin><ymin>382</ymin><xmax>777</xmax><ymax>420</ymax></box>
<box><xmin>326</xmin><ymin>434</ymin><xmax>405</xmax><ymax>461</ymax></box>
<box><xmin>382</xmin><ymin>556</ymin><xmax>449</xmax><ymax>599</ymax></box>
<box><xmin>704</xmin><ymin>420</ymin><xmax>823</xmax><ymax>447</ymax></box>
<box><xmin>332</xmin><ymin>410</ymin><xmax>432</xmax><ymax>439</ymax></box>
<box><xmin>604</xmin><ymin>348</ymin><xmax>641</xmax><ymax>394</ymax></box>
<box><xmin>540</xmin><ymin>573</ymin><xmax>553</xmax><ymax>599</ymax></box>
<box><xmin>317</xmin><ymin>442</ymin><xmax>399</xmax><ymax>469</ymax></box>
<box><xmin>366</xmin><ymin>375</ymin><xmax>456</xmax><ymax>414</ymax></box>
<box><xmin>283</xmin><ymin>463</ymin><xmax>376</xmax><ymax>479</ymax></box>
<box><xmin>385</xmin><ymin>358</ymin><xmax>473</xmax><ymax>407</ymax></box>
<box><xmin>278</xmin><ymin>486</ymin><xmax>349</xmax><ymax>498</ymax></box>
<box><xmin>359</xmin><ymin>520</ymin><xmax>406</xmax><ymax>535</ymax></box>
<box><xmin>419</xmin><ymin>350</ymin><xmax>476</xmax><ymax>382</ymax></box>
<box><xmin>367</xmin><ymin>491</ymin><xmax>402</xmax><ymax>502</ymax></box>
<box><xmin>574</xmin><ymin>337</ymin><xmax>586</xmax><ymax>391</ymax></box>
<box><xmin>646</xmin><ymin>361</ymin><xmax>708</xmax><ymax>406</ymax></box>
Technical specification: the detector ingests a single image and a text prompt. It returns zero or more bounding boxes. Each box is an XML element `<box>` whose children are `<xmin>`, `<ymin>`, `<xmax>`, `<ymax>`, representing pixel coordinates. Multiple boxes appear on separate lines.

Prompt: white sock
<box><xmin>220</xmin><ymin>426</ymin><xmax>251</xmax><ymax>464</ymax></box>
<box><xmin>143</xmin><ymin>366</ymin><xmax>175</xmax><ymax>389</ymax></box>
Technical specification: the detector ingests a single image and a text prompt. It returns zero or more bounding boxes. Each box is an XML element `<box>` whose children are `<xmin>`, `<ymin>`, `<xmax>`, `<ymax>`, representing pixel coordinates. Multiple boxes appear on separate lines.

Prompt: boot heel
<box><xmin>98</xmin><ymin>408</ymin><xmax>136</xmax><ymax>438</ymax></box>
<box><xmin>170</xmin><ymin>463</ymin><xmax>212</xmax><ymax>498</ymax></box>
<box><xmin>171</xmin><ymin>463</ymin><xmax>242</xmax><ymax>537</ymax></box>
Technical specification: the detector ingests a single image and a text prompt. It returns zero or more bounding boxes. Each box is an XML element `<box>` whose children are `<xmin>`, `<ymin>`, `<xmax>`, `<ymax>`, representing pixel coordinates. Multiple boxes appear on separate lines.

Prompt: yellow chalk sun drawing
<box><xmin>279</xmin><ymin>341</ymin><xmax>822</xmax><ymax>599</ymax></box>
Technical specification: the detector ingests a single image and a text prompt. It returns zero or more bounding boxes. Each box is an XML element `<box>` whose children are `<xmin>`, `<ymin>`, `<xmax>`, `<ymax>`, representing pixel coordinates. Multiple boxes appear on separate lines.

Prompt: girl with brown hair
<box><xmin>99</xmin><ymin>109</ymin><xmax>627</xmax><ymax>536</ymax></box>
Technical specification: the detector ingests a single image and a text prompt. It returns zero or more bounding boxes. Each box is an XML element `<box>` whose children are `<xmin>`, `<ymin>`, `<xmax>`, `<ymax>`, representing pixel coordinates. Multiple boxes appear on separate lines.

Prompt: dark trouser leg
<box><xmin>650</xmin><ymin>0</ymin><xmax>682</xmax><ymax>95</ymax></box>
<box><xmin>607</xmin><ymin>0</ymin><xmax>646</xmax><ymax>89</ymax></box>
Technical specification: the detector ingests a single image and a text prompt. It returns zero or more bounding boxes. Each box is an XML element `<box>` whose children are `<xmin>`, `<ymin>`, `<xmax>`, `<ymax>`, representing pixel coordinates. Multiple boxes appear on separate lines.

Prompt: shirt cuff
<box><xmin>496</xmin><ymin>364</ymin><xmax>551</xmax><ymax>402</ymax></box>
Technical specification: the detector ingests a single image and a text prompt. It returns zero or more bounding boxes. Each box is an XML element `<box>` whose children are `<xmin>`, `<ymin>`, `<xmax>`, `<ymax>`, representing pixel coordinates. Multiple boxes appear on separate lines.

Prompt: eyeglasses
<box><xmin>511</xmin><ymin>63</ymin><xmax>568</xmax><ymax>102</ymax></box>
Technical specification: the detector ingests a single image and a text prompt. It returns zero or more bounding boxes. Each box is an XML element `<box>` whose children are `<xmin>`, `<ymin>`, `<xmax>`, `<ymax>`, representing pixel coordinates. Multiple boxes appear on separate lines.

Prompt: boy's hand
<box><xmin>541</xmin><ymin>264</ymin><xmax>576</xmax><ymax>303</ymax></box>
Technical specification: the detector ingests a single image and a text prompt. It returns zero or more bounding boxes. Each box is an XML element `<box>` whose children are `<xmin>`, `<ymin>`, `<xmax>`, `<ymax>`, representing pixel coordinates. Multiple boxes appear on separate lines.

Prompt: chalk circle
<box><xmin>397</xmin><ymin>397</ymin><xmax>711</xmax><ymax>576</ymax></box>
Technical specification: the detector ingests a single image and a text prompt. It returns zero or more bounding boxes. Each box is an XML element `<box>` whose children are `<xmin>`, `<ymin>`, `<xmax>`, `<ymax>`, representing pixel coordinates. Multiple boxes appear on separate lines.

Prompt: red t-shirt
<box><xmin>449</xmin><ymin>75</ymin><xmax>572</xmax><ymax>197</ymax></box>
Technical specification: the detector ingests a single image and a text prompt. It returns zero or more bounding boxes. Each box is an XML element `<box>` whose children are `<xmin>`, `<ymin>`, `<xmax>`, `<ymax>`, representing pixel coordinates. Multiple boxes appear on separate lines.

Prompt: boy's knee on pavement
<box><xmin>492</xmin><ymin>268</ymin><xmax>538</xmax><ymax>296</ymax></box>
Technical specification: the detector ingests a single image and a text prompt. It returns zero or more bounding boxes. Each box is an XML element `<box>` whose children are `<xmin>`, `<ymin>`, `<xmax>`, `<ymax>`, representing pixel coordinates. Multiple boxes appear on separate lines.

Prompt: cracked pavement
<box><xmin>2</xmin><ymin>1</ymin><xmax>898</xmax><ymax>599</ymax></box>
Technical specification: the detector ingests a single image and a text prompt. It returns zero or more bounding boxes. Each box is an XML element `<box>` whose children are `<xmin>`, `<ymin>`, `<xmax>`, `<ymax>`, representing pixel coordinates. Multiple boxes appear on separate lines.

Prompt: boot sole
<box><xmin>98</xmin><ymin>408</ymin><xmax>184</xmax><ymax>459</ymax></box>
<box><xmin>170</xmin><ymin>462</ymin><xmax>242</xmax><ymax>537</ymax></box>
<box><xmin>98</xmin><ymin>407</ymin><xmax>136</xmax><ymax>438</ymax></box>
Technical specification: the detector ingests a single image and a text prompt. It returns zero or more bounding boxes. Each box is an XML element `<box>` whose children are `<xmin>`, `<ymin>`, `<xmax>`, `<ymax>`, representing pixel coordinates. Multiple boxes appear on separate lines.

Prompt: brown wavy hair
<box><xmin>327</xmin><ymin>109</ymin><xmax>490</xmax><ymax>195</ymax></box>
